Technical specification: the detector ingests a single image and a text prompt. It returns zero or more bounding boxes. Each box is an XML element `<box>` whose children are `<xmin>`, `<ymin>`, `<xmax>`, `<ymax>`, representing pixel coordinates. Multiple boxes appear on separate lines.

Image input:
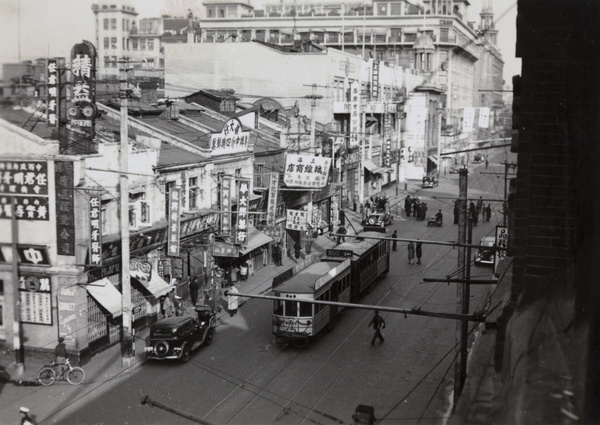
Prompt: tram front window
<box><xmin>299</xmin><ymin>301</ymin><xmax>313</xmax><ymax>317</ymax></box>
<box><xmin>274</xmin><ymin>300</ymin><xmax>283</xmax><ymax>315</ymax></box>
<box><xmin>284</xmin><ymin>300</ymin><xmax>298</xmax><ymax>317</ymax></box>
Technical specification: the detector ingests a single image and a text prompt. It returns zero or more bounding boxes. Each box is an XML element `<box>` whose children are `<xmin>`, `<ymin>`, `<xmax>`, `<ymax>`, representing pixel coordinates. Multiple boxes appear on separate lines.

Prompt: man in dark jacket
<box><xmin>368</xmin><ymin>310</ymin><xmax>386</xmax><ymax>345</ymax></box>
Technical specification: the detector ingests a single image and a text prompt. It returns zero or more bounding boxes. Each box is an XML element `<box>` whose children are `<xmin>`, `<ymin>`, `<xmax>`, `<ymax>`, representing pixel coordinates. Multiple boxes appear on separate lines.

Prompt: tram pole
<box><xmin>454</xmin><ymin>168</ymin><xmax>469</xmax><ymax>405</ymax></box>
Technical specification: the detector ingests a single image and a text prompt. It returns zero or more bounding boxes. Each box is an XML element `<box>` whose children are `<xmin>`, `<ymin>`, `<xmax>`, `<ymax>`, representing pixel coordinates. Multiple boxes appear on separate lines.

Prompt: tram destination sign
<box><xmin>326</xmin><ymin>249</ymin><xmax>353</xmax><ymax>258</ymax></box>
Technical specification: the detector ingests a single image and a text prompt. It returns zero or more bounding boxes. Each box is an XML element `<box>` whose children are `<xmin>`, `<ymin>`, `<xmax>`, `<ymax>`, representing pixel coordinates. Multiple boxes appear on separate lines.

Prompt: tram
<box><xmin>271</xmin><ymin>232</ymin><xmax>390</xmax><ymax>347</ymax></box>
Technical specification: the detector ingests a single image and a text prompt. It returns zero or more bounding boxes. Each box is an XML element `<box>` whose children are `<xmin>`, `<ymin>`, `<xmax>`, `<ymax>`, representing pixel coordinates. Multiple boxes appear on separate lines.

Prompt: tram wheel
<box><xmin>292</xmin><ymin>338</ymin><xmax>309</xmax><ymax>349</ymax></box>
<box><xmin>276</xmin><ymin>336</ymin><xmax>289</xmax><ymax>346</ymax></box>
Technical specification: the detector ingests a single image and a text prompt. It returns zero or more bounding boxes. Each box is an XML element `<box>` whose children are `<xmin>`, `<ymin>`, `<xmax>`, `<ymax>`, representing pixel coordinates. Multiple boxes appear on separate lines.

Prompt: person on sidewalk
<box><xmin>336</xmin><ymin>224</ymin><xmax>347</xmax><ymax>244</ymax></box>
<box><xmin>405</xmin><ymin>195</ymin><xmax>412</xmax><ymax>217</ymax></box>
<box><xmin>368</xmin><ymin>310</ymin><xmax>386</xmax><ymax>345</ymax></box>
<box><xmin>227</xmin><ymin>284</ymin><xmax>239</xmax><ymax>316</ymax></box>
<box><xmin>189</xmin><ymin>277</ymin><xmax>200</xmax><ymax>307</ymax></box>
<box><xmin>485</xmin><ymin>204</ymin><xmax>492</xmax><ymax>222</ymax></box>
<box><xmin>407</xmin><ymin>241</ymin><xmax>415</xmax><ymax>265</ymax></box>
<box><xmin>240</xmin><ymin>262</ymin><xmax>248</xmax><ymax>281</ymax></box>
<box><xmin>476</xmin><ymin>196</ymin><xmax>483</xmax><ymax>219</ymax></box>
<box><xmin>416</xmin><ymin>240</ymin><xmax>423</xmax><ymax>265</ymax></box>
<box><xmin>163</xmin><ymin>290</ymin><xmax>176</xmax><ymax>318</ymax></box>
<box><xmin>391</xmin><ymin>230</ymin><xmax>398</xmax><ymax>251</ymax></box>
<box><xmin>53</xmin><ymin>337</ymin><xmax>67</xmax><ymax>377</ymax></box>
<box><xmin>20</xmin><ymin>407</ymin><xmax>35</xmax><ymax>425</ymax></box>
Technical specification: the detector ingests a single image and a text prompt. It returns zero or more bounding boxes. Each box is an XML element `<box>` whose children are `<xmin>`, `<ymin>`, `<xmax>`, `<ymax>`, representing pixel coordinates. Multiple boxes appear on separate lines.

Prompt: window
<box><xmin>122</xmin><ymin>19</ymin><xmax>126</xmax><ymax>31</ymax></box>
<box><xmin>299</xmin><ymin>302</ymin><xmax>312</xmax><ymax>317</ymax></box>
<box><xmin>104</xmin><ymin>38</ymin><xmax>110</xmax><ymax>49</ymax></box>
<box><xmin>189</xmin><ymin>177</ymin><xmax>199</xmax><ymax>209</ymax></box>
<box><xmin>140</xmin><ymin>39</ymin><xmax>146</xmax><ymax>50</ymax></box>
<box><xmin>111</xmin><ymin>18</ymin><xmax>117</xmax><ymax>30</ymax></box>
<box><xmin>123</xmin><ymin>38</ymin><xmax>127</xmax><ymax>49</ymax></box>
<box><xmin>132</xmin><ymin>39</ymin><xmax>138</xmax><ymax>50</ymax></box>
<box><xmin>111</xmin><ymin>56</ymin><xmax>117</xmax><ymax>68</ymax></box>
<box><xmin>148</xmin><ymin>39</ymin><xmax>154</xmax><ymax>51</ymax></box>
<box><xmin>219</xmin><ymin>8</ymin><xmax>225</xmax><ymax>18</ymax></box>
<box><xmin>111</xmin><ymin>37</ymin><xmax>117</xmax><ymax>49</ymax></box>
<box><xmin>103</xmin><ymin>18</ymin><xmax>109</xmax><ymax>30</ymax></box>
<box><xmin>104</xmin><ymin>56</ymin><xmax>110</xmax><ymax>67</ymax></box>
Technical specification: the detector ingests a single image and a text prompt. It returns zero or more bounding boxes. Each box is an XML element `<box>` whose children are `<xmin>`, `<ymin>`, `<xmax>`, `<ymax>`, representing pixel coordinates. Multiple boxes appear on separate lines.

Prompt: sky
<box><xmin>0</xmin><ymin>0</ymin><xmax>520</xmax><ymax>81</ymax></box>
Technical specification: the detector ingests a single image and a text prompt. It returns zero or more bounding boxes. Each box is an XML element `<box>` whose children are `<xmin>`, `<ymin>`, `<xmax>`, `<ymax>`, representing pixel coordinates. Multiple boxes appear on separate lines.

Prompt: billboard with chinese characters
<box><xmin>89</xmin><ymin>196</ymin><xmax>102</xmax><ymax>266</ymax></box>
<box><xmin>167</xmin><ymin>188</ymin><xmax>181</xmax><ymax>256</ymax></box>
<box><xmin>210</xmin><ymin>117</ymin><xmax>250</xmax><ymax>156</ymax></box>
<box><xmin>235</xmin><ymin>179</ymin><xmax>250</xmax><ymax>245</ymax></box>
<box><xmin>47</xmin><ymin>59</ymin><xmax>58</xmax><ymax>127</ymax></box>
<box><xmin>19</xmin><ymin>274</ymin><xmax>52</xmax><ymax>325</ymax></box>
<box><xmin>463</xmin><ymin>107</ymin><xmax>475</xmax><ymax>133</ymax></box>
<box><xmin>266</xmin><ymin>173</ymin><xmax>278</xmax><ymax>226</ymax></box>
<box><xmin>221</xmin><ymin>177</ymin><xmax>232</xmax><ymax>236</ymax></box>
<box><xmin>284</xmin><ymin>154</ymin><xmax>331</xmax><ymax>188</ymax></box>
<box><xmin>349</xmin><ymin>81</ymin><xmax>361</xmax><ymax>149</ymax></box>
<box><xmin>69</xmin><ymin>41</ymin><xmax>97</xmax><ymax>134</ymax></box>
<box><xmin>478</xmin><ymin>107</ymin><xmax>490</xmax><ymax>128</ymax></box>
<box><xmin>56</xmin><ymin>161</ymin><xmax>75</xmax><ymax>255</ymax></box>
<box><xmin>495</xmin><ymin>225</ymin><xmax>508</xmax><ymax>274</ymax></box>
<box><xmin>285</xmin><ymin>209</ymin><xmax>307</xmax><ymax>231</ymax></box>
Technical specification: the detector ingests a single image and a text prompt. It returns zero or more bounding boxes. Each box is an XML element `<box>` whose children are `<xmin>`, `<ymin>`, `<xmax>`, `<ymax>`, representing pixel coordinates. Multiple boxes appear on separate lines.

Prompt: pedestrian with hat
<box><xmin>53</xmin><ymin>337</ymin><xmax>67</xmax><ymax>378</ymax></box>
<box><xmin>20</xmin><ymin>407</ymin><xmax>35</xmax><ymax>425</ymax></box>
<box><xmin>367</xmin><ymin>310</ymin><xmax>386</xmax><ymax>345</ymax></box>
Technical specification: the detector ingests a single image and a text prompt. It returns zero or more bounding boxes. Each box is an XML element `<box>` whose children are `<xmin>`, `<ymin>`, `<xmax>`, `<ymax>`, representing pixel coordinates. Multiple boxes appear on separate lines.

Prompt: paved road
<box><xmin>46</xmin><ymin>157</ymin><xmax>505</xmax><ymax>425</ymax></box>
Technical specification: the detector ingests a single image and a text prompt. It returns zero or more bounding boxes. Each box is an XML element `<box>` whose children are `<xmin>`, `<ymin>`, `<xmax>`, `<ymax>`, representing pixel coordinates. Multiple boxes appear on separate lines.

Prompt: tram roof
<box><xmin>328</xmin><ymin>231</ymin><xmax>388</xmax><ymax>258</ymax></box>
<box><xmin>272</xmin><ymin>260</ymin><xmax>349</xmax><ymax>294</ymax></box>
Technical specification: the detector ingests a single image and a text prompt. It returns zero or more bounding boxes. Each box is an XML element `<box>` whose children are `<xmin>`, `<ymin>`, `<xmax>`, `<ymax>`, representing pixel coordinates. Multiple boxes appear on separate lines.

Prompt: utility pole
<box><xmin>501</xmin><ymin>162</ymin><xmax>516</xmax><ymax>227</ymax></box>
<box><xmin>454</xmin><ymin>168</ymin><xmax>468</xmax><ymax>405</ymax></box>
<box><xmin>119</xmin><ymin>58</ymin><xmax>133</xmax><ymax>367</ymax></box>
<box><xmin>10</xmin><ymin>197</ymin><xmax>24</xmax><ymax>374</ymax></box>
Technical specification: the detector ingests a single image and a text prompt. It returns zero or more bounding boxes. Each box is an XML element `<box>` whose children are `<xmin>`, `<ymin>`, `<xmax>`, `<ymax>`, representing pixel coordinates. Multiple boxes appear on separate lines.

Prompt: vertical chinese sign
<box><xmin>221</xmin><ymin>177</ymin><xmax>232</xmax><ymax>236</ymax></box>
<box><xmin>349</xmin><ymin>81</ymin><xmax>361</xmax><ymax>149</ymax></box>
<box><xmin>371</xmin><ymin>61</ymin><xmax>379</xmax><ymax>100</ymax></box>
<box><xmin>69</xmin><ymin>41</ymin><xmax>97</xmax><ymax>137</ymax></box>
<box><xmin>235</xmin><ymin>179</ymin><xmax>250</xmax><ymax>246</ymax></box>
<box><xmin>384</xmin><ymin>103</ymin><xmax>392</xmax><ymax>168</ymax></box>
<box><xmin>89</xmin><ymin>196</ymin><xmax>102</xmax><ymax>266</ymax></box>
<box><xmin>266</xmin><ymin>173</ymin><xmax>278</xmax><ymax>226</ymax></box>
<box><xmin>47</xmin><ymin>59</ymin><xmax>58</xmax><ymax>128</ymax></box>
<box><xmin>167</xmin><ymin>188</ymin><xmax>181</xmax><ymax>256</ymax></box>
<box><xmin>494</xmin><ymin>225</ymin><xmax>508</xmax><ymax>274</ymax></box>
<box><xmin>55</xmin><ymin>161</ymin><xmax>75</xmax><ymax>256</ymax></box>
<box><xmin>463</xmin><ymin>107</ymin><xmax>475</xmax><ymax>133</ymax></box>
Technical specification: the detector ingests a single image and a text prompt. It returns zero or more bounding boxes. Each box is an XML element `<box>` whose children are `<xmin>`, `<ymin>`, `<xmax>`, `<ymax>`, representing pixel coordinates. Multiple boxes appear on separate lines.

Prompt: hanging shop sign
<box><xmin>266</xmin><ymin>173</ymin><xmax>279</xmax><ymax>226</ymax></box>
<box><xmin>284</xmin><ymin>154</ymin><xmax>331</xmax><ymax>188</ymax></box>
<box><xmin>349</xmin><ymin>81</ymin><xmax>361</xmax><ymax>149</ymax></box>
<box><xmin>213</xmin><ymin>241</ymin><xmax>240</xmax><ymax>257</ymax></box>
<box><xmin>235</xmin><ymin>178</ymin><xmax>250</xmax><ymax>245</ymax></box>
<box><xmin>495</xmin><ymin>225</ymin><xmax>508</xmax><ymax>274</ymax></box>
<box><xmin>167</xmin><ymin>187</ymin><xmax>181</xmax><ymax>256</ymax></box>
<box><xmin>255</xmin><ymin>224</ymin><xmax>282</xmax><ymax>240</ymax></box>
<box><xmin>210</xmin><ymin>117</ymin><xmax>250</xmax><ymax>156</ymax></box>
<box><xmin>19</xmin><ymin>274</ymin><xmax>52</xmax><ymax>325</ymax></box>
<box><xmin>0</xmin><ymin>160</ymin><xmax>48</xmax><ymax>196</ymax></box>
<box><xmin>478</xmin><ymin>107</ymin><xmax>490</xmax><ymax>129</ymax></box>
<box><xmin>463</xmin><ymin>107</ymin><xmax>475</xmax><ymax>133</ymax></box>
<box><xmin>285</xmin><ymin>209</ymin><xmax>307</xmax><ymax>231</ymax></box>
<box><xmin>17</xmin><ymin>246</ymin><xmax>50</xmax><ymax>266</ymax></box>
<box><xmin>69</xmin><ymin>41</ymin><xmax>97</xmax><ymax>133</ymax></box>
<box><xmin>89</xmin><ymin>196</ymin><xmax>102</xmax><ymax>266</ymax></box>
<box><xmin>130</xmin><ymin>259</ymin><xmax>152</xmax><ymax>281</ymax></box>
<box><xmin>371</xmin><ymin>61</ymin><xmax>380</xmax><ymax>100</ymax></box>
<box><xmin>221</xmin><ymin>177</ymin><xmax>232</xmax><ymax>236</ymax></box>
<box><xmin>47</xmin><ymin>59</ymin><xmax>58</xmax><ymax>127</ymax></box>
<box><xmin>55</xmin><ymin>161</ymin><xmax>75</xmax><ymax>256</ymax></box>
<box><xmin>58</xmin><ymin>286</ymin><xmax>77</xmax><ymax>345</ymax></box>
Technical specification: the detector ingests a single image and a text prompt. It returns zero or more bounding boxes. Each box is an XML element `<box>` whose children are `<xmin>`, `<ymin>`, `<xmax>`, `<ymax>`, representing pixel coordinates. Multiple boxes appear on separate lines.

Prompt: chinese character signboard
<box><xmin>478</xmin><ymin>107</ymin><xmax>490</xmax><ymax>129</ymax></box>
<box><xmin>0</xmin><ymin>160</ymin><xmax>48</xmax><ymax>195</ymax></box>
<box><xmin>167</xmin><ymin>188</ymin><xmax>181</xmax><ymax>256</ymax></box>
<box><xmin>371</xmin><ymin>61</ymin><xmax>380</xmax><ymax>100</ymax></box>
<box><xmin>384</xmin><ymin>103</ymin><xmax>392</xmax><ymax>168</ymax></box>
<box><xmin>285</xmin><ymin>209</ymin><xmax>307</xmax><ymax>231</ymax></box>
<box><xmin>58</xmin><ymin>286</ymin><xmax>77</xmax><ymax>344</ymax></box>
<box><xmin>89</xmin><ymin>196</ymin><xmax>102</xmax><ymax>266</ymax></box>
<box><xmin>495</xmin><ymin>225</ymin><xmax>508</xmax><ymax>273</ymax></box>
<box><xmin>19</xmin><ymin>274</ymin><xmax>52</xmax><ymax>325</ymax></box>
<box><xmin>69</xmin><ymin>41</ymin><xmax>97</xmax><ymax>134</ymax></box>
<box><xmin>0</xmin><ymin>196</ymin><xmax>49</xmax><ymax>221</ymax></box>
<box><xmin>55</xmin><ymin>161</ymin><xmax>75</xmax><ymax>256</ymax></box>
<box><xmin>47</xmin><ymin>59</ymin><xmax>58</xmax><ymax>127</ymax></box>
<box><xmin>349</xmin><ymin>81</ymin><xmax>361</xmax><ymax>149</ymax></box>
<box><xmin>213</xmin><ymin>241</ymin><xmax>239</xmax><ymax>257</ymax></box>
<box><xmin>235</xmin><ymin>179</ymin><xmax>250</xmax><ymax>245</ymax></box>
<box><xmin>221</xmin><ymin>177</ymin><xmax>232</xmax><ymax>236</ymax></box>
<box><xmin>463</xmin><ymin>107</ymin><xmax>475</xmax><ymax>133</ymax></box>
<box><xmin>284</xmin><ymin>154</ymin><xmax>331</xmax><ymax>188</ymax></box>
<box><xmin>255</xmin><ymin>224</ymin><xmax>282</xmax><ymax>240</ymax></box>
<box><xmin>210</xmin><ymin>117</ymin><xmax>250</xmax><ymax>156</ymax></box>
<box><xmin>266</xmin><ymin>173</ymin><xmax>278</xmax><ymax>225</ymax></box>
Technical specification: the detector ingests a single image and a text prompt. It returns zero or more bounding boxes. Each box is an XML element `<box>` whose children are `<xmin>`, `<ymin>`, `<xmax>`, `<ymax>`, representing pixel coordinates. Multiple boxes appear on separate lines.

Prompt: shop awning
<box><xmin>239</xmin><ymin>225</ymin><xmax>273</xmax><ymax>255</ymax></box>
<box><xmin>363</xmin><ymin>160</ymin><xmax>387</xmax><ymax>175</ymax></box>
<box><xmin>85</xmin><ymin>278</ymin><xmax>122</xmax><ymax>317</ymax></box>
<box><xmin>428</xmin><ymin>155</ymin><xmax>439</xmax><ymax>165</ymax></box>
<box><xmin>135</xmin><ymin>273</ymin><xmax>172</xmax><ymax>298</ymax></box>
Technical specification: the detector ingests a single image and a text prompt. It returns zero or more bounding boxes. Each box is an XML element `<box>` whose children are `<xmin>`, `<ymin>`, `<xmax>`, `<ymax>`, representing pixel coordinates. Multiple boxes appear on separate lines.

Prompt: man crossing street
<box><xmin>368</xmin><ymin>310</ymin><xmax>386</xmax><ymax>345</ymax></box>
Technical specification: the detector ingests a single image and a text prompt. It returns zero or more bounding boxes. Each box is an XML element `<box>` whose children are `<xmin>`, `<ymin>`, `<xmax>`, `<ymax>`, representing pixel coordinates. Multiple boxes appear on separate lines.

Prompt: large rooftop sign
<box><xmin>210</xmin><ymin>117</ymin><xmax>250</xmax><ymax>156</ymax></box>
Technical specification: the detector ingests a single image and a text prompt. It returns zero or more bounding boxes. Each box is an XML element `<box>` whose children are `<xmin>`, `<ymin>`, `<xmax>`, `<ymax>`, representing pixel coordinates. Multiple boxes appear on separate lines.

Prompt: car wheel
<box><xmin>180</xmin><ymin>344</ymin><xmax>191</xmax><ymax>363</ymax></box>
<box><xmin>368</xmin><ymin>217</ymin><xmax>376</xmax><ymax>225</ymax></box>
<box><xmin>205</xmin><ymin>328</ymin><xmax>215</xmax><ymax>346</ymax></box>
<box><xmin>155</xmin><ymin>341</ymin><xmax>169</xmax><ymax>358</ymax></box>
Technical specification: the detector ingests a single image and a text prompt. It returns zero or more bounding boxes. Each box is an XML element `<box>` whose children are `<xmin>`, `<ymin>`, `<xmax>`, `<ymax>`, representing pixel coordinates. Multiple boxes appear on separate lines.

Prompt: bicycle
<box><xmin>37</xmin><ymin>358</ymin><xmax>85</xmax><ymax>386</ymax></box>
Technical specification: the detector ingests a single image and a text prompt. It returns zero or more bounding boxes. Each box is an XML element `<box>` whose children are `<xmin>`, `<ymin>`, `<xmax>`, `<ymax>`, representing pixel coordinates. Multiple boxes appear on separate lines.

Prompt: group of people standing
<box><xmin>453</xmin><ymin>198</ymin><xmax>493</xmax><ymax>224</ymax></box>
<box><xmin>407</xmin><ymin>240</ymin><xmax>423</xmax><ymax>265</ymax></box>
<box><xmin>364</xmin><ymin>193</ymin><xmax>390</xmax><ymax>216</ymax></box>
<box><xmin>404</xmin><ymin>195</ymin><xmax>429</xmax><ymax>221</ymax></box>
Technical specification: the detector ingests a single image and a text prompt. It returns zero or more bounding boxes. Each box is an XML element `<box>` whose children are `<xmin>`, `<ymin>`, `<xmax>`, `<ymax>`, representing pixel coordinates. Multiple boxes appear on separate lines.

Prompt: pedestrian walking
<box><xmin>162</xmin><ymin>290</ymin><xmax>175</xmax><ymax>318</ymax></box>
<box><xmin>336</xmin><ymin>224</ymin><xmax>347</xmax><ymax>244</ymax></box>
<box><xmin>476</xmin><ymin>196</ymin><xmax>483</xmax><ymax>219</ymax></box>
<box><xmin>20</xmin><ymin>407</ymin><xmax>35</xmax><ymax>425</ymax></box>
<box><xmin>471</xmin><ymin>205</ymin><xmax>478</xmax><ymax>225</ymax></box>
<box><xmin>53</xmin><ymin>337</ymin><xmax>67</xmax><ymax>377</ymax></box>
<box><xmin>189</xmin><ymin>276</ymin><xmax>200</xmax><ymax>307</ymax></box>
<box><xmin>485</xmin><ymin>156</ymin><xmax>489</xmax><ymax>169</ymax></box>
<box><xmin>416</xmin><ymin>240</ymin><xmax>422</xmax><ymax>265</ymax></box>
<box><xmin>420</xmin><ymin>203</ymin><xmax>428</xmax><ymax>221</ymax></box>
<box><xmin>413</xmin><ymin>200</ymin><xmax>418</xmax><ymax>217</ymax></box>
<box><xmin>391</xmin><ymin>230</ymin><xmax>398</xmax><ymax>251</ymax></box>
<box><xmin>227</xmin><ymin>284</ymin><xmax>239</xmax><ymax>316</ymax></box>
<box><xmin>405</xmin><ymin>195</ymin><xmax>412</xmax><ymax>217</ymax></box>
<box><xmin>368</xmin><ymin>310</ymin><xmax>386</xmax><ymax>345</ymax></box>
<box><xmin>407</xmin><ymin>241</ymin><xmax>415</xmax><ymax>265</ymax></box>
<box><xmin>485</xmin><ymin>204</ymin><xmax>492</xmax><ymax>222</ymax></box>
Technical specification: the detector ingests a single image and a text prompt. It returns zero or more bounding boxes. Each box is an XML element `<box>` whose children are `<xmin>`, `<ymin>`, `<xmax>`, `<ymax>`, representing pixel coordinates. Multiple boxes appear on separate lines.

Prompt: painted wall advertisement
<box><xmin>284</xmin><ymin>154</ymin><xmax>331</xmax><ymax>188</ymax></box>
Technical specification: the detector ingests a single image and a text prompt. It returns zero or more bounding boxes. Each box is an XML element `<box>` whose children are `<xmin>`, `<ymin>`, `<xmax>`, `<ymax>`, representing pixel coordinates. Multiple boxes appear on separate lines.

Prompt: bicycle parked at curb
<box><xmin>37</xmin><ymin>358</ymin><xmax>85</xmax><ymax>386</ymax></box>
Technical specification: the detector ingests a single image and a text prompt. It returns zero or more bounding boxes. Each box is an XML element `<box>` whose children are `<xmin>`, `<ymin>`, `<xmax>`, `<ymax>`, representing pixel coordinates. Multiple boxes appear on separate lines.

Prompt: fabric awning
<box><xmin>428</xmin><ymin>155</ymin><xmax>439</xmax><ymax>165</ymax></box>
<box><xmin>240</xmin><ymin>225</ymin><xmax>273</xmax><ymax>255</ymax></box>
<box><xmin>85</xmin><ymin>278</ymin><xmax>122</xmax><ymax>317</ymax></box>
<box><xmin>363</xmin><ymin>160</ymin><xmax>387</xmax><ymax>175</ymax></box>
<box><xmin>134</xmin><ymin>273</ymin><xmax>172</xmax><ymax>298</ymax></box>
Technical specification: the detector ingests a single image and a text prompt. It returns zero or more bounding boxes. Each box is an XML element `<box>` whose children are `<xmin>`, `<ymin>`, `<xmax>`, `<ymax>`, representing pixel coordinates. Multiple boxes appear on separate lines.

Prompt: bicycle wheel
<box><xmin>67</xmin><ymin>367</ymin><xmax>85</xmax><ymax>385</ymax></box>
<box><xmin>38</xmin><ymin>367</ymin><xmax>56</xmax><ymax>386</ymax></box>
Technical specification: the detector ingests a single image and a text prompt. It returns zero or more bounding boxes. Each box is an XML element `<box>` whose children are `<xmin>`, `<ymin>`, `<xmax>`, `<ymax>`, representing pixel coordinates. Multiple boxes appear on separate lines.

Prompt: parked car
<box><xmin>145</xmin><ymin>305</ymin><xmax>216</xmax><ymax>363</ymax></box>
<box><xmin>474</xmin><ymin>236</ymin><xmax>496</xmax><ymax>266</ymax></box>
<box><xmin>422</xmin><ymin>176</ymin><xmax>438</xmax><ymax>188</ymax></box>
<box><xmin>363</xmin><ymin>211</ymin><xmax>394</xmax><ymax>228</ymax></box>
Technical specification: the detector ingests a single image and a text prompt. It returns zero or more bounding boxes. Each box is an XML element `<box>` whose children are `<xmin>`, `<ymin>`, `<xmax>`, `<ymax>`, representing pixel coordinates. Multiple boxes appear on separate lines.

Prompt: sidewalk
<box><xmin>0</xmin><ymin>179</ymin><xmax>424</xmax><ymax>423</ymax></box>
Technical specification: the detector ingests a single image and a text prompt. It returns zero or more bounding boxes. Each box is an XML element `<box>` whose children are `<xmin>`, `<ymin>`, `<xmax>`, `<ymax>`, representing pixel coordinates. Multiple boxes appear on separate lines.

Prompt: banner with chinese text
<box><xmin>89</xmin><ymin>196</ymin><xmax>102</xmax><ymax>266</ymax></box>
<box><xmin>284</xmin><ymin>154</ymin><xmax>331</xmax><ymax>188</ymax></box>
<box><xmin>266</xmin><ymin>173</ymin><xmax>278</xmax><ymax>225</ymax></box>
<box><xmin>235</xmin><ymin>179</ymin><xmax>250</xmax><ymax>245</ymax></box>
<box><xmin>167</xmin><ymin>188</ymin><xmax>181</xmax><ymax>256</ymax></box>
<box><xmin>221</xmin><ymin>177</ymin><xmax>232</xmax><ymax>236</ymax></box>
<box><xmin>286</xmin><ymin>209</ymin><xmax>307</xmax><ymax>231</ymax></box>
<box><xmin>349</xmin><ymin>81</ymin><xmax>361</xmax><ymax>148</ymax></box>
